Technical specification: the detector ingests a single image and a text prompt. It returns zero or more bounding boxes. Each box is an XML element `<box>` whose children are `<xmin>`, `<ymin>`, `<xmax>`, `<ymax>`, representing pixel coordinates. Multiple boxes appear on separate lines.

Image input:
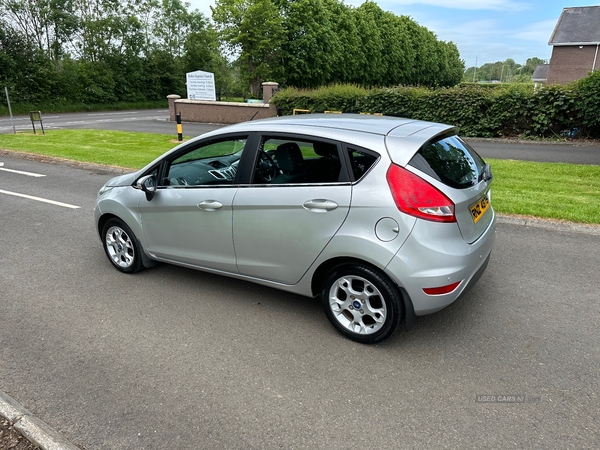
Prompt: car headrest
<box><xmin>313</xmin><ymin>141</ymin><xmax>338</xmax><ymax>157</ymax></box>
<box><xmin>276</xmin><ymin>142</ymin><xmax>304</xmax><ymax>173</ymax></box>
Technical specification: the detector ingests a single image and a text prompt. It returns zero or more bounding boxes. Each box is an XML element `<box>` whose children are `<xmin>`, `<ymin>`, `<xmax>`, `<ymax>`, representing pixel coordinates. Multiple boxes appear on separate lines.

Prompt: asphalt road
<box><xmin>0</xmin><ymin>109</ymin><xmax>222</xmax><ymax>137</ymax></box>
<box><xmin>467</xmin><ymin>139</ymin><xmax>600</xmax><ymax>165</ymax></box>
<box><xmin>1</xmin><ymin>155</ymin><xmax>599</xmax><ymax>449</ymax></box>
<box><xmin>1</xmin><ymin>109</ymin><xmax>599</xmax><ymax>165</ymax></box>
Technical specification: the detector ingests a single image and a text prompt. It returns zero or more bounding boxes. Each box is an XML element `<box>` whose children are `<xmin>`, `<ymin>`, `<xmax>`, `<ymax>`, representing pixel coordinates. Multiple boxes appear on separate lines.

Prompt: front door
<box><xmin>138</xmin><ymin>136</ymin><xmax>249</xmax><ymax>273</ymax></box>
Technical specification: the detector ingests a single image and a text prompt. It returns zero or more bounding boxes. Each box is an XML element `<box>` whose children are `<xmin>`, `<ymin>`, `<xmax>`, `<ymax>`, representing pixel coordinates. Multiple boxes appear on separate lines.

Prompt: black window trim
<box><xmin>341</xmin><ymin>143</ymin><xmax>381</xmax><ymax>183</ymax></box>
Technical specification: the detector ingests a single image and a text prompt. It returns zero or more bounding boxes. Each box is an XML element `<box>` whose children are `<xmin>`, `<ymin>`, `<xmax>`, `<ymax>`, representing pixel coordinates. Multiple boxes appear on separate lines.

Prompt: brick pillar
<box><xmin>262</xmin><ymin>82</ymin><xmax>279</xmax><ymax>104</ymax></box>
<box><xmin>167</xmin><ymin>94</ymin><xmax>181</xmax><ymax>121</ymax></box>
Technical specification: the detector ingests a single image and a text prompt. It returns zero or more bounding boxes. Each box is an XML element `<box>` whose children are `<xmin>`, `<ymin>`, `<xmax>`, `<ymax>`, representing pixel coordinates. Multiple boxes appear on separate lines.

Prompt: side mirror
<box><xmin>136</xmin><ymin>174</ymin><xmax>157</xmax><ymax>201</ymax></box>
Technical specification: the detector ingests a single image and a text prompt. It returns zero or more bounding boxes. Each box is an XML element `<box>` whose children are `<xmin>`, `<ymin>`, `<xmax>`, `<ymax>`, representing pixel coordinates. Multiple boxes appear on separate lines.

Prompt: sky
<box><xmin>186</xmin><ymin>0</ymin><xmax>600</xmax><ymax>67</ymax></box>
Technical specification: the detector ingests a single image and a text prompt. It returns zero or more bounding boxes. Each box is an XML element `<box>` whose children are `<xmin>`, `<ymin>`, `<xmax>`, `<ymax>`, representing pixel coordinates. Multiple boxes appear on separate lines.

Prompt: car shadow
<box><xmin>127</xmin><ymin>261</ymin><xmax>498</xmax><ymax>350</ymax></box>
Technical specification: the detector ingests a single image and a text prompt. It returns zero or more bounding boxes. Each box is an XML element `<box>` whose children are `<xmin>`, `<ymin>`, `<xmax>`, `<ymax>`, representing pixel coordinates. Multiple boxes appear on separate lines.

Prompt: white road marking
<box><xmin>87</xmin><ymin>111</ymin><xmax>138</xmax><ymax>116</ymax></box>
<box><xmin>0</xmin><ymin>189</ymin><xmax>80</xmax><ymax>209</ymax></box>
<box><xmin>0</xmin><ymin>163</ymin><xmax>46</xmax><ymax>177</ymax></box>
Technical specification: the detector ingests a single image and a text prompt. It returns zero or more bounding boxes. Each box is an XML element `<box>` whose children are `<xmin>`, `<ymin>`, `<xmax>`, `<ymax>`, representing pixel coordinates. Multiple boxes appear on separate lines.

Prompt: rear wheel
<box><xmin>321</xmin><ymin>263</ymin><xmax>402</xmax><ymax>344</ymax></box>
<box><xmin>102</xmin><ymin>218</ymin><xmax>144</xmax><ymax>273</ymax></box>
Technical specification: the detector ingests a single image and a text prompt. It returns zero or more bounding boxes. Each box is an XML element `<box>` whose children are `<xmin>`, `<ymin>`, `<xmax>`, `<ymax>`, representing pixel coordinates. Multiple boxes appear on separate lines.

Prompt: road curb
<box><xmin>0</xmin><ymin>390</ymin><xmax>80</xmax><ymax>450</ymax></box>
<box><xmin>0</xmin><ymin>149</ymin><xmax>130</xmax><ymax>175</ymax></box>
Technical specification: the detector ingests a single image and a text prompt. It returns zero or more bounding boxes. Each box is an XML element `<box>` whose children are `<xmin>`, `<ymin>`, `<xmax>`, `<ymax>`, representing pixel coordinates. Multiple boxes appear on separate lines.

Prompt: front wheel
<box><xmin>321</xmin><ymin>263</ymin><xmax>402</xmax><ymax>344</ymax></box>
<box><xmin>102</xmin><ymin>218</ymin><xmax>144</xmax><ymax>273</ymax></box>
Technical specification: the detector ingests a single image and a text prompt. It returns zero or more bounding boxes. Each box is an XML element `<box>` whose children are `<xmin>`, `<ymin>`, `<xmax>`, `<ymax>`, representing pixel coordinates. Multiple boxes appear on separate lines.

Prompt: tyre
<box><xmin>321</xmin><ymin>263</ymin><xmax>402</xmax><ymax>344</ymax></box>
<box><xmin>101</xmin><ymin>218</ymin><xmax>144</xmax><ymax>273</ymax></box>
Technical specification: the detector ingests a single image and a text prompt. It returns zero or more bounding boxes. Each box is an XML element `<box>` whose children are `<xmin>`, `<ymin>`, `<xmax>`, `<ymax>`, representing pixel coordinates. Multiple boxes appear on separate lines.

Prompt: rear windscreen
<box><xmin>408</xmin><ymin>134</ymin><xmax>486</xmax><ymax>189</ymax></box>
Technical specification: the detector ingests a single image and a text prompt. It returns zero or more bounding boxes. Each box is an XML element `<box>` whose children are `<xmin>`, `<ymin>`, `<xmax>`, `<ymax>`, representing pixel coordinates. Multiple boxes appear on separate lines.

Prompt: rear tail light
<box><xmin>423</xmin><ymin>281</ymin><xmax>461</xmax><ymax>295</ymax></box>
<box><xmin>386</xmin><ymin>164</ymin><xmax>456</xmax><ymax>223</ymax></box>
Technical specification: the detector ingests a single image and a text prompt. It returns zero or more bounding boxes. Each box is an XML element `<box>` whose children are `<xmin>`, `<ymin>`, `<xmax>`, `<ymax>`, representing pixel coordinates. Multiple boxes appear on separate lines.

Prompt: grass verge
<box><xmin>488</xmin><ymin>158</ymin><xmax>600</xmax><ymax>225</ymax></box>
<box><xmin>0</xmin><ymin>129</ymin><xmax>183</xmax><ymax>169</ymax></box>
<box><xmin>0</xmin><ymin>130</ymin><xmax>598</xmax><ymax>225</ymax></box>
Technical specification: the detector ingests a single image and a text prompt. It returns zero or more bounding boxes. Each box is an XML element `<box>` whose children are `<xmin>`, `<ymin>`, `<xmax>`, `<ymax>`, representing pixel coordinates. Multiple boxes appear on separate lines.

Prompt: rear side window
<box><xmin>347</xmin><ymin>148</ymin><xmax>378</xmax><ymax>181</ymax></box>
<box><xmin>409</xmin><ymin>135</ymin><xmax>485</xmax><ymax>189</ymax></box>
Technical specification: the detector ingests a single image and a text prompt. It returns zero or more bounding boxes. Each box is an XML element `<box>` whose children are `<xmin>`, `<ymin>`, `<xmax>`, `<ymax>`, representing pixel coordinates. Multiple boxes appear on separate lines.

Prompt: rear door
<box><xmin>232</xmin><ymin>135</ymin><xmax>352</xmax><ymax>284</ymax></box>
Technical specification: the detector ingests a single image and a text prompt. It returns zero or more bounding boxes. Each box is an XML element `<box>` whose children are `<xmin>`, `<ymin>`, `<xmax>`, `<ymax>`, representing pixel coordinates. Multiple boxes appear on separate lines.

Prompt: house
<box><xmin>546</xmin><ymin>6</ymin><xmax>600</xmax><ymax>84</ymax></box>
<box><xmin>532</xmin><ymin>64</ymin><xmax>549</xmax><ymax>88</ymax></box>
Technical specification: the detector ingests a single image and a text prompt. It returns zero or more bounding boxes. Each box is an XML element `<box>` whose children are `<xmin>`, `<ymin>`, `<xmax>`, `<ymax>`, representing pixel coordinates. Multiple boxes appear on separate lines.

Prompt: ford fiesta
<box><xmin>94</xmin><ymin>114</ymin><xmax>496</xmax><ymax>344</ymax></box>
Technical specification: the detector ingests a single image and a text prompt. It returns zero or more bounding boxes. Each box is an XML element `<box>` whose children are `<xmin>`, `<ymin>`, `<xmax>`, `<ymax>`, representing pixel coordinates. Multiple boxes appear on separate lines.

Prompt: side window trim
<box><xmin>341</xmin><ymin>143</ymin><xmax>380</xmax><ymax>183</ymax></box>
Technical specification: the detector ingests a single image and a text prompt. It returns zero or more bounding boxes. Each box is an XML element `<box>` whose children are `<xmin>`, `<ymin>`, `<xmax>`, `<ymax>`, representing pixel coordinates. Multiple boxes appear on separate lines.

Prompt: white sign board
<box><xmin>186</xmin><ymin>70</ymin><xmax>216</xmax><ymax>101</ymax></box>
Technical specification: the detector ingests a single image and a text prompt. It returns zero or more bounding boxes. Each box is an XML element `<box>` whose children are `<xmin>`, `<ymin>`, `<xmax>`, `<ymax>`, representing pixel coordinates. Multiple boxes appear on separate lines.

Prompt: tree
<box><xmin>378</xmin><ymin>13</ymin><xmax>416</xmax><ymax>86</ymax></box>
<box><xmin>279</xmin><ymin>0</ymin><xmax>342</xmax><ymax>88</ymax></box>
<box><xmin>0</xmin><ymin>21</ymin><xmax>57</xmax><ymax>102</ymax></box>
<box><xmin>352</xmin><ymin>1</ymin><xmax>385</xmax><ymax>86</ymax></box>
<box><xmin>212</xmin><ymin>0</ymin><xmax>285</xmax><ymax>96</ymax></box>
<box><xmin>435</xmin><ymin>41</ymin><xmax>464</xmax><ymax>86</ymax></box>
<box><xmin>0</xmin><ymin>0</ymin><xmax>78</xmax><ymax>61</ymax></box>
<box><xmin>324</xmin><ymin>1</ymin><xmax>358</xmax><ymax>84</ymax></box>
<box><xmin>523</xmin><ymin>57</ymin><xmax>546</xmax><ymax>76</ymax></box>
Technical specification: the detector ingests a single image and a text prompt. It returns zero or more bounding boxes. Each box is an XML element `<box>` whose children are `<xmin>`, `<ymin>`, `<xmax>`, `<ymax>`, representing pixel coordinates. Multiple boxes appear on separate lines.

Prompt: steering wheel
<box><xmin>255</xmin><ymin>150</ymin><xmax>278</xmax><ymax>182</ymax></box>
<box><xmin>169</xmin><ymin>176</ymin><xmax>189</xmax><ymax>186</ymax></box>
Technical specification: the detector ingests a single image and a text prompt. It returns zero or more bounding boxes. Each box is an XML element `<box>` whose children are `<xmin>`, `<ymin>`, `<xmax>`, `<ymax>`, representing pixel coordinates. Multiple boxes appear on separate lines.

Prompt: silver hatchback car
<box><xmin>95</xmin><ymin>114</ymin><xmax>496</xmax><ymax>343</ymax></box>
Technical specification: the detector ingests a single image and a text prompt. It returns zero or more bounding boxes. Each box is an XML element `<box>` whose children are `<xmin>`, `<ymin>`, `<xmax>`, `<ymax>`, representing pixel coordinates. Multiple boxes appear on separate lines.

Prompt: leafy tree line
<box><xmin>212</xmin><ymin>0</ymin><xmax>465</xmax><ymax>96</ymax></box>
<box><xmin>0</xmin><ymin>0</ymin><xmax>227</xmax><ymax>105</ymax></box>
<box><xmin>463</xmin><ymin>57</ymin><xmax>547</xmax><ymax>83</ymax></box>
<box><xmin>1</xmin><ymin>0</ymin><xmax>465</xmax><ymax>108</ymax></box>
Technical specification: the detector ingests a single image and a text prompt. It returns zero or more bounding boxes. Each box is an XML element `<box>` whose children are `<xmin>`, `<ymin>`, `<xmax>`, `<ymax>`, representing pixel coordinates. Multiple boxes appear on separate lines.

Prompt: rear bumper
<box><xmin>385</xmin><ymin>210</ymin><xmax>496</xmax><ymax>316</ymax></box>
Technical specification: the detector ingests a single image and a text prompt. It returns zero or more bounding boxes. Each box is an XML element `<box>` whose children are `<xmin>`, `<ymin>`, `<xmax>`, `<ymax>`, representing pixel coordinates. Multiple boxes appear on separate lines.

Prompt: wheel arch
<box><xmin>97</xmin><ymin>212</ymin><xmax>119</xmax><ymax>238</ymax></box>
<box><xmin>98</xmin><ymin>213</ymin><xmax>157</xmax><ymax>269</ymax></box>
<box><xmin>311</xmin><ymin>256</ymin><xmax>417</xmax><ymax>331</ymax></box>
<box><xmin>311</xmin><ymin>256</ymin><xmax>368</xmax><ymax>298</ymax></box>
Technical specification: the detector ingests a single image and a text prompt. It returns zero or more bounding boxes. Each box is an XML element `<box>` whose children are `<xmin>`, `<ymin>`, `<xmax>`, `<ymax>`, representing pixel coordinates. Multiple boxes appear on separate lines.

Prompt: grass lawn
<box><xmin>0</xmin><ymin>130</ymin><xmax>598</xmax><ymax>225</ymax></box>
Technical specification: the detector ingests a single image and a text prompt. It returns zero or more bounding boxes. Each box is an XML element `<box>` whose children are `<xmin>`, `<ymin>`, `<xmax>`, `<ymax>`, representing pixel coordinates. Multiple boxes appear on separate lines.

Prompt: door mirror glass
<box><xmin>137</xmin><ymin>174</ymin><xmax>156</xmax><ymax>201</ymax></box>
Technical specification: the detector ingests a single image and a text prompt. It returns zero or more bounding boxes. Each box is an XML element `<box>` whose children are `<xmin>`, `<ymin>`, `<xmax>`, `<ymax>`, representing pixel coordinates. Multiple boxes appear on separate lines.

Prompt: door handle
<box><xmin>302</xmin><ymin>199</ymin><xmax>338</xmax><ymax>213</ymax></box>
<box><xmin>197</xmin><ymin>200</ymin><xmax>223</xmax><ymax>211</ymax></box>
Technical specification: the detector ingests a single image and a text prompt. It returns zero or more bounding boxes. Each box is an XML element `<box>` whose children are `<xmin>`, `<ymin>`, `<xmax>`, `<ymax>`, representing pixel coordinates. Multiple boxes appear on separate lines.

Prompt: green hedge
<box><xmin>271</xmin><ymin>72</ymin><xmax>600</xmax><ymax>138</ymax></box>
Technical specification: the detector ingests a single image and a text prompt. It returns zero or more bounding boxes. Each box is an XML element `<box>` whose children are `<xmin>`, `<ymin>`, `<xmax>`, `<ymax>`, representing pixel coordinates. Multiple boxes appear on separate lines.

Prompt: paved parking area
<box><xmin>1</xmin><ymin>155</ymin><xmax>599</xmax><ymax>449</ymax></box>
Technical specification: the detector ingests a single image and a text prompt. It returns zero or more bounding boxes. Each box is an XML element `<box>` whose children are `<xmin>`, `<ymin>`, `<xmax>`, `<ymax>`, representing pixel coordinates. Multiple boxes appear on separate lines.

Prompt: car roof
<box><xmin>150</xmin><ymin>114</ymin><xmax>459</xmax><ymax>173</ymax></box>
<box><xmin>217</xmin><ymin>114</ymin><xmax>455</xmax><ymax>138</ymax></box>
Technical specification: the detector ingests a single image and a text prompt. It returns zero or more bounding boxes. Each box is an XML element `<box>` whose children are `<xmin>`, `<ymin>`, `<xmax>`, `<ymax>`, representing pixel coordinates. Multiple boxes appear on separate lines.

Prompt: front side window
<box><xmin>409</xmin><ymin>134</ymin><xmax>486</xmax><ymax>189</ymax></box>
<box><xmin>161</xmin><ymin>137</ymin><xmax>247</xmax><ymax>187</ymax></box>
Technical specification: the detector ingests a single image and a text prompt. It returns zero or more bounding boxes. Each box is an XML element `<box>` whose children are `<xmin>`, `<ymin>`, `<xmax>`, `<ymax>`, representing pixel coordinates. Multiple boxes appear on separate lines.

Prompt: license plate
<box><xmin>470</xmin><ymin>194</ymin><xmax>490</xmax><ymax>224</ymax></box>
